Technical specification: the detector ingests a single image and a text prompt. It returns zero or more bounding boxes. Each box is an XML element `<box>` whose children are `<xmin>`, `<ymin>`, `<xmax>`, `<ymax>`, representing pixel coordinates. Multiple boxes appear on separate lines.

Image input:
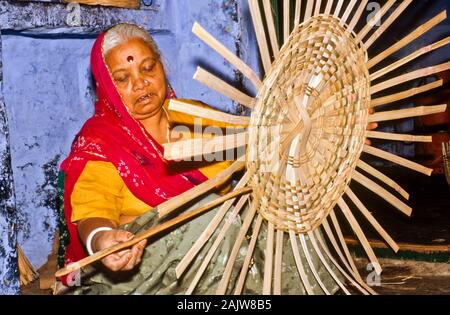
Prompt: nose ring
<box><xmin>144</xmin><ymin>79</ymin><xmax>149</xmax><ymax>85</ymax></box>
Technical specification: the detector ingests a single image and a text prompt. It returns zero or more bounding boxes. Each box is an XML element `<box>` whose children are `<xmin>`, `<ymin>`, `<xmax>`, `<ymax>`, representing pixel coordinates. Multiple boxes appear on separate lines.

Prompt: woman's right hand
<box><xmin>92</xmin><ymin>229</ymin><xmax>147</xmax><ymax>272</ymax></box>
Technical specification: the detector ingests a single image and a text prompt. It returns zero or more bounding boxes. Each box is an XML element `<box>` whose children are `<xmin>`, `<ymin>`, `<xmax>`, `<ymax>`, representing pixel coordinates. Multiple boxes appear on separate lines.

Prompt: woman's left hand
<box><xmin>365</xmin><ymin>108</ymin><xmax>378</xmax><ymax>145</ymax></box>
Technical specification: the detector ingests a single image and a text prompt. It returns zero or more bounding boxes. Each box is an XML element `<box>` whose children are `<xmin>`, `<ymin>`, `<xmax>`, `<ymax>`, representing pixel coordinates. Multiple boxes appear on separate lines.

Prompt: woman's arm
<box><xmin>78</xmin><ymin>218</ymin><xmax>147</xmax><ymax>272</ymax></box>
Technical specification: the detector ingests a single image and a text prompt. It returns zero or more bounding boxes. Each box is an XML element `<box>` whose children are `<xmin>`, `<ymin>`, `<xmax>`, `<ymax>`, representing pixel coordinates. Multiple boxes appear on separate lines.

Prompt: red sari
<box><xmin>57</xmin><ymin>32</ymin><xmax>208</xmax><ymax>284</ymax></box>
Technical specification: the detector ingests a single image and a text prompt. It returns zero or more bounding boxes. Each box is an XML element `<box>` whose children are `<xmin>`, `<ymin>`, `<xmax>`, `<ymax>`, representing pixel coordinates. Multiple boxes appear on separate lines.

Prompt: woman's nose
<box><xmin>132</xmin><ymin>77</ymin><xmax>149</xmax><ymax>91</ymax></box>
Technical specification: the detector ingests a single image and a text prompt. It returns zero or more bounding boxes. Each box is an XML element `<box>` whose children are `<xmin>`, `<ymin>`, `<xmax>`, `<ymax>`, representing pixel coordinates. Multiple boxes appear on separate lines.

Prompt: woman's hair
<box><xmin>102</xmin><ymin>23</ymin><xmax>162</xmax><ymax>60</ymax></box>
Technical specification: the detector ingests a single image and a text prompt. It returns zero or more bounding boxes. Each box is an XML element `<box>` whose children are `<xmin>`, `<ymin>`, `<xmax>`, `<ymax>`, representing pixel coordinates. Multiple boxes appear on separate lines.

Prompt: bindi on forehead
<box><xmin>127</xmin><ymin>55</ymin><xmax>134</xmax><ymax>63</ymax></box>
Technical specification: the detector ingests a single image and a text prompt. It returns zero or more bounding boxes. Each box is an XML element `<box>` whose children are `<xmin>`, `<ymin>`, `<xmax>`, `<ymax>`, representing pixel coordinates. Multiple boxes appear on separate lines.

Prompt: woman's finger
<box><xmin>103</xmin><ymin>252</ymin><xmax>132</xmax><ymax>271</ymax></box>
<box><xmin>122</xmin><ymin>245</ymin><xmax>140</xmax><ymax>270</ymax></box>
<box><xmin>114</xmin><ymin>230</ymin><xmax>134</xmax><ymax>243</ymax></box>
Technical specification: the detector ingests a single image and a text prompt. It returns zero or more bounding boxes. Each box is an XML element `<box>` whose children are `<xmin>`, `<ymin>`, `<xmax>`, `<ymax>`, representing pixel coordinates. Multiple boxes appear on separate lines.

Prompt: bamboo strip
<box><xmin>356</xmin><ymin>159</ymin><xmax>409</xmax><ymax>200</ymax></box>
<box><xmin>249</xmin><ymin>0</ymin><xmax>272</xmax><ymax>73</ymax></box>
<box><xmin>158</xmin><ymin>158</ymin><xmax>245</xmax><ymax>217</ymax></box>
<box><xmin>288</xmin><ymin>230</ymin><xmax>314</xmax><ymax>295</ymax></box>
<box><xmin>186</xmin><ymin>194</ymin><xmax>250</xmax><ymax>294</ymax></box>
<box><xmin>346</xmin><ymin>188</ymin><xmax>400</xmax><ymax>253</ymax></box>
<box><xmin>371</xmin><ymin>80</ymin><xmax>443</xmax><ymax>107</ymax></box>
<box><xmin>352</xmin><ymin>170</ymin><xmax>412</xmax><ymax>216</ymax></box>
<box><xmin>307</xmin><ymin>231</ymin><xmax>351</xmax><ymax>295</ymax></box>
<box><xmin>363</xmin><ymin>144</ymin><xmax>433</xmax><ymax>176</ymax></box>
<box><xmin>356</xmin><ymin>0</ymin><xmax>396</xmax><ymax>42</ymax></box>
<box><xmin>304</xmin><ymin>0</ymin><xmax>315</xmax><ymax>21</ymax></box>
<box><xmin>234</xmin><ymin>214</ymin><xmax>264</xmax><ymax>295</ymax></box>
<box><xmin>64</xmin><ymin>0</ymin><xmax>139</xmax><ymax>9</ymax></box>
<box><xmin>322</xmin><ymin>218</ymin><xmax>378</xmax><ymax>295</ymax></box>
<box><xmin>328</xmin><ymin>211</ymin><xmax>360</xmax><ymax>276</ymax></box>
<box><xmin>333</xmin><ymin>0</ymin><xmax>344</xmax><ymax>17</ymax></box>
<box><xmin>337</xmin><ymin>198</ymin><xmax>382</xmax><ymax>275</ymax></box>
<box><xmin>55</xmin><ymin>186</ymin><xmax>252</xmax><ymax>278</ymax></box>
<box><xmin>299</xmin><ymin>234</ymin><xmax>331</xmax><ymax>294</ymax></box>
<box><xmin>368</xmin><ymin>105</ymin><xmax>447</xmax><ymax>123</ymax></box>
<box><xmin>192</xmin><ymin>22</ymin><xmax>262</xmax><ymax>90</ymax></box>
<box><xmin>216</xmin><ymin>201</ymin><xmax>258</xmax><ymax>295</ymax></box>
<box><xmin>176</xmin><ymin>172</ymin><xmax>250</xmax><ymax>278</ymax></box>
<box><xmin>263</xmin><ymin>0</ymin><xmax>280</xmax><ymax>58</ymax></box>
<box><xmin>294</xmin><ymin>0</ymin><xmax>302</xmax><ymax>26</ymax></box>
<box><xmin>283</xmin><ymin>0</ymin><xmax>291</xmax><ymax>43</ymax></box>
<box><xmin>314</xmin><ymin>0</ymin><xmax>322</xmax><ymax>16</ymax></box>
<box><xmin>367</xmin><ymin>130</ymin><xmax>432</xmax><ymax>143</ymax></box>
<box><xmin>364</xmin><ymin>0</ymin><xmax>413</xmax><ymax>49</ymax></box>
<box><xmin>163</xmin><ymin>132</ymin><xmax>248</xmax><ymax>161</ymax></box>
<box><xmin>368</xmin><ymin>11</ymin><xmax>447</xmax><ymax>69</ymax></box>
<box><xmin>194</xmin><ymin>67</ymin><xmax>255</xmax><ymax>108</ymax></box>
<box><xmin>370</xmin><ymin>37</ymin><xmax>450</xmax><ymax>81</ymax></box>
<box><xmin>324</xmin><ymin>0</ymin><xmax>333</xmax><ymax>15</ymax></box>
<box><xmin>347</xmin><ymin>0</ymin><xmax>369</xmax><ymax>33</ymax></box>
<box><xmin>371</xmin><ymin>62</ymin><xmax>450</xmax><ymax>94</ymax></box>
<box><xmin>314</xmin><ymin>229</ymin><xmax>371</xmax><ymax>295</ymax></box>
<box><xmin>263</xmin><ymin>222</ymin><xmax>275</xmax><ymax>295</ymax></box>
<box><xmin>273</xmin><ymin>230</ymin><xmax>284</xmax><ymax>295</ymax></box>
<box><xmin>168</xmin><ymin>100</ymin><xmax>250</xmax><ymax>126</ymax></box>
<box><xmin>341</xmin><ymin>0</ymin><xmax>358</xmax><ymax>24</ymax></box>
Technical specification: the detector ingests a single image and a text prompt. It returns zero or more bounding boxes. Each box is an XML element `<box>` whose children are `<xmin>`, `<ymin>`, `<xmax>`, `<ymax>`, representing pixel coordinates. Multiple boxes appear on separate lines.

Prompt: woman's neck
<box><xmin>139</xmin><ymin>107</ymin><xmax>170</xmax><ymax>145</ymax></box>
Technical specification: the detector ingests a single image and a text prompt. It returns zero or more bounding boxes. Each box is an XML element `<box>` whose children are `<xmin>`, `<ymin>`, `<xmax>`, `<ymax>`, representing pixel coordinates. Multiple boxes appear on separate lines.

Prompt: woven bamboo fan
<box><xmin>56</xmin><ymin>0</ymin><xmax>450</xmax><ymax>295</ymax></box>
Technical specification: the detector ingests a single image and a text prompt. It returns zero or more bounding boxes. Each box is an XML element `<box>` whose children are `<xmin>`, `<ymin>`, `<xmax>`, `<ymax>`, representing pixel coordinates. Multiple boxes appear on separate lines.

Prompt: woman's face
<box><xmin>105</xmin><ymin>37</ymin><xmax>167</xmax><ymax>120</ymax></box>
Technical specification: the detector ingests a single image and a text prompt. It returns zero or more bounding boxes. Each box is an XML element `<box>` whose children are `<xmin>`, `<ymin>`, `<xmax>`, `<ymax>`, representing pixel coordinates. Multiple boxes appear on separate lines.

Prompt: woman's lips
<box><xmin>136</xmin><ymin>93</ymin><xmax>155</xmax><ymax>105</ymax></box>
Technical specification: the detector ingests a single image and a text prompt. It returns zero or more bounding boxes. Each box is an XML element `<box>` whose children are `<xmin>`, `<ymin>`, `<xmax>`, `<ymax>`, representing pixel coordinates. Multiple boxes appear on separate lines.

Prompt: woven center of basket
<box><xmin>247</xmin><ymin>15</ymin><xmax>370</xmax><ymax>234</ymax></box>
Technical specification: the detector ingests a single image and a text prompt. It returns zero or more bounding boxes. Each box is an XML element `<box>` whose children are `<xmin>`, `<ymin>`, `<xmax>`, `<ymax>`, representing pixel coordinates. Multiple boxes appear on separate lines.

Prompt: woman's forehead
<box><xmin>105</xmin><ymin>37</ymin><xmax>157</xmax><ymax>65</ymax></box>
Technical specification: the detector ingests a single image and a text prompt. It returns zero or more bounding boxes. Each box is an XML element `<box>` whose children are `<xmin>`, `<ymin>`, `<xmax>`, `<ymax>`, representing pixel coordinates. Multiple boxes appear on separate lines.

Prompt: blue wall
<box><xmin>0</xmin><ymin>0</ymin><xmax>259</xmax><ymax>294</ymax></box>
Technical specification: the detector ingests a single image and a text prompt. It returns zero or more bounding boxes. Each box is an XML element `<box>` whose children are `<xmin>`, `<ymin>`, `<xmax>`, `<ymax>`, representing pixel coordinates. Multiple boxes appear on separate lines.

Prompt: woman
<box><xmin>57</xmin><ymin>23</ymin><xmax>355</xmax><ymax>295</ymax></box>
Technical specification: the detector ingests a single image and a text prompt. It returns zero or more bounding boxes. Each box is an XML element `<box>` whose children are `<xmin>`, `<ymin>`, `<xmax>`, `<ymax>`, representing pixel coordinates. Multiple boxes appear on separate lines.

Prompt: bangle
<box><xmin>86</xmin><ymin>227</ymin><xmax>113</xmax><ymax>256</ymax></box>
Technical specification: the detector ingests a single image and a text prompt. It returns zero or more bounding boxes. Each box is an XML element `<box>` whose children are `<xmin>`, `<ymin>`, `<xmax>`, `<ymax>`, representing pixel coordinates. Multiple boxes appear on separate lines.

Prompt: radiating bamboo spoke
<box><xmin>307</xmin><ymin>231</ymin><xmax>351</xmax><ymax>295</ymax></box>
<box><xmin>194</xmin><ymin>67</ymin><xmax>255</xmax><ymax>108</ymax></box>
<box><xmin>299</xmin><ymin>234</ymin><xmax>331</xmax><ymax>295</ymax></box>
<box><xmin>158</xmin><ymin>158</ymin><xmax>245</xmax><ymax>217</ymax></box>
<box><xmin>356</xmin><ymin>159</ymin><xmax>409</xmax><ymax>200</ymax></box>
<box><xmin>371</xmin><ymin>80</ymin><xmax>443</xmax><ymax>108</ymax></box>
<box><xmin>294</xmin><ymin>0</ymin><xmax>302</xmax><ymax>26</ymax></box>
<box><xmin>192</xmin><ymin>22</ymin><xmax>262</xmax><ymax>90</ymax></box>
<box><xmin>346</xmin><ymin>188</ymin><xmax>399</xmax><ymax>253</ymax></box>
<box><xmin>352</xmin><ymin>170</ymin><xmax>412</xmax><ymax>216</ymax></box>
<box><xmin>263</xmin><ymin>222</ymin><xmax>275</xmax><ymax>295</ymax></box>
<box><xmin>333</xmin><ymin>0</ymin><xmax>344</xmax><ymax>17</ymax></box>
<box><xmin>249</xmin><ymin>0</ymin><xmax>272</xmax><ymax>73</ymax></box>
<box><xmin>216</xmin><ymin>201</ymin><xmax>258</xmax><ymax>295</ymax></box>
<box><xmin>234</xmin><ymin>214</ymin><xmax>263</xmax><ymax>295</ymax></box>
<box><xmin>365</xmin><ymin>0</ymin><xmax>413</xmax><ymax>49</ymax></box>
<box><xmin>368</xmin><ymin>105</ymin><xmax>447</xmax><ymax>123</ymax></box>
<box><xmin>324</xmin><ymin>0</ymin><xmax>333</xmax><ymax>15</ymax></box>
<box><xmin>356</xmin><ymin>0</ymin><xmax>396</xmax><ymax>42</ymax></box>
<box><xmin>304</xmin><ymin>0</ymin><xmax>315</xmax><ymax>21</ymax></box>
<box><xmin>368</xmin><ymin>11</ymin><xmax>447</xmax><ymax>69</ymax></box>
<box><xmin>283</xmin><ymin>0</ymin><xmax>291</xmax><ymax>43</ymax></box>
<box><xmin>341</xmin><ymin>0</ymin><xmax>358</xmax><ymax>24</ymax></box>
<box><xmin>347</xmin><ymin>0</ymin><xmax>369</xmax><ymax>33</ymax></box>
<box><xmin>273</xmin><ymin>230</ymin><xmax>284</xmax><ymax>295</ymax></box>
<box><xmin>176</xmin><ymin>172</ymin><xmax>251</xmax><ymax>278</ymax></box>
<box><xmin>363</xmin><ymin>144</ymin><xmax>432</xmax><ymax>176</ymax></box>
<box><xmin>370</xmin><ymin>37</ymin><xmax>450</xmax><ymax>81</ymax></box>
<box><xmin>314</xmin><ymin>228</ymin><xmax>371</xmax><ymax>295</ymax></box>
<box><xmin>367</xmin><ymin>130</ymin><xmax>432</xmax><ymax>143</ymax></box>
<box><xmin>371</xmin><ymin>62</ymin><xmax>450</xmax><ymax>95</ymax></box>
<box><xmin>289</xmin><ymin>230</ymin><xmax>314</xmax><ymax>295</ymax></box>
<box><xmin>263</xmin><ymin>0</ymin><xmax>280</xmax><ymax>58</ymax></box>
<box><xmin>168</xmin><ymin>100</ymin><xmax>250</xmax><ymax>126</ymax></box>
<box><xmin>163</xmin><ymin>132</ymin><xmax>248</xmax><ymax>161</ymax></box>
<box><xmin>337</xmin><ymin>198</ymin><xmax>382</xmax><ymax>275</ymax></box>
<box><xmin>314</xmin><ymin>0</ymin><xmax>322</xmax><ymax>16</ymax></box>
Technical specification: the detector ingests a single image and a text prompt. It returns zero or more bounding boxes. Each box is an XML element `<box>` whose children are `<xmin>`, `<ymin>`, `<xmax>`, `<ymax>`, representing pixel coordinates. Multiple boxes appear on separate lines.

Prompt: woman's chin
<box><xmin>132</xmin><ymin>103</ymin><xmax>163</xmax><ymax>120</ymax></box>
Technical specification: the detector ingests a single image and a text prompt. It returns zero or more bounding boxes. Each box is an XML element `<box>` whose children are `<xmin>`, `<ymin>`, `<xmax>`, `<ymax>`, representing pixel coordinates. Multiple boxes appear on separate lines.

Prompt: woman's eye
<box><xmin>143</xmin><ymin>64</ymin><xmax>155</xmax><ymax>72</ymax></box>
<box><xmin>115</xmin><ymin>76</ymin><xmax>129</xmax><ymax>83</ymax></box>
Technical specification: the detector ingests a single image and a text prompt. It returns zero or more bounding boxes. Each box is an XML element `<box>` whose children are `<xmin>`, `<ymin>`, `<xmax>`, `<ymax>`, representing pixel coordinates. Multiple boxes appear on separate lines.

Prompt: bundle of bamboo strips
<box><xmin>17</xmin><ymin>244</ymin><xmax>38</xmax><ymax>286</ymax></box>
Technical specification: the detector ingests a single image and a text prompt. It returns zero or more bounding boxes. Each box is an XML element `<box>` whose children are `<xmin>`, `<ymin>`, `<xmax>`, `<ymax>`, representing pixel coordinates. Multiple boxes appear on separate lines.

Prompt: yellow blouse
<box><xmin>71</xmin><ymin>99</ymin><xmax>234</xmax><ymax>225</ymax></box>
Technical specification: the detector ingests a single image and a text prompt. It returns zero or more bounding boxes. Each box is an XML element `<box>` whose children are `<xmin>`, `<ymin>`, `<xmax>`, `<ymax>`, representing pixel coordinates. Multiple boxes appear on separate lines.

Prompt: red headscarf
<box><xmin>59</xmin><ymin>32</ymin><xmax>208</xmax><ymax>277</ymax></box>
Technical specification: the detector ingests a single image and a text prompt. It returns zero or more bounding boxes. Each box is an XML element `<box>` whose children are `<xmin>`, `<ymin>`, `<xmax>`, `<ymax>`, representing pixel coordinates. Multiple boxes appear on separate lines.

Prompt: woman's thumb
<box><xmin>114</xmin><ymin>230</ymin><xmax>134</xmax><ymax>242</ymax></box>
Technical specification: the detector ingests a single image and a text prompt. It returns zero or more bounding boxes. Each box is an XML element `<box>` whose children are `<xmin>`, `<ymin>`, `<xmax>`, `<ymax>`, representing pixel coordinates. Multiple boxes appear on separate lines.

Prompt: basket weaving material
<box><xmin>248</xmin><ymin>15</ymin><xmax>371</xmax><ymax>234</ymax></box>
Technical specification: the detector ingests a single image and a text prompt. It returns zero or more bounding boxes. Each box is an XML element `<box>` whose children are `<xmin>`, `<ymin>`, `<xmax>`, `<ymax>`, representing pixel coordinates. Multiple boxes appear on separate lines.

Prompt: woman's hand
<box><xmin>365</xmin><ymin>108</ymin><xmax>378</xmax><ymax>146</ymax></box>
<box><xmin>92</xmin><ymin>229</ymin><xmax>147</xmax><ymax>272</ymax></box>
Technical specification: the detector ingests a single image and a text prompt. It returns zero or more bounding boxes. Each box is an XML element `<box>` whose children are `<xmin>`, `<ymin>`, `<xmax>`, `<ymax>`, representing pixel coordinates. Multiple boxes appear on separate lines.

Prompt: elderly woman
<box><xmin>58</xmin><ymin>23</ymin><xmax>369</xmax><ymax>295</ymax></box>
